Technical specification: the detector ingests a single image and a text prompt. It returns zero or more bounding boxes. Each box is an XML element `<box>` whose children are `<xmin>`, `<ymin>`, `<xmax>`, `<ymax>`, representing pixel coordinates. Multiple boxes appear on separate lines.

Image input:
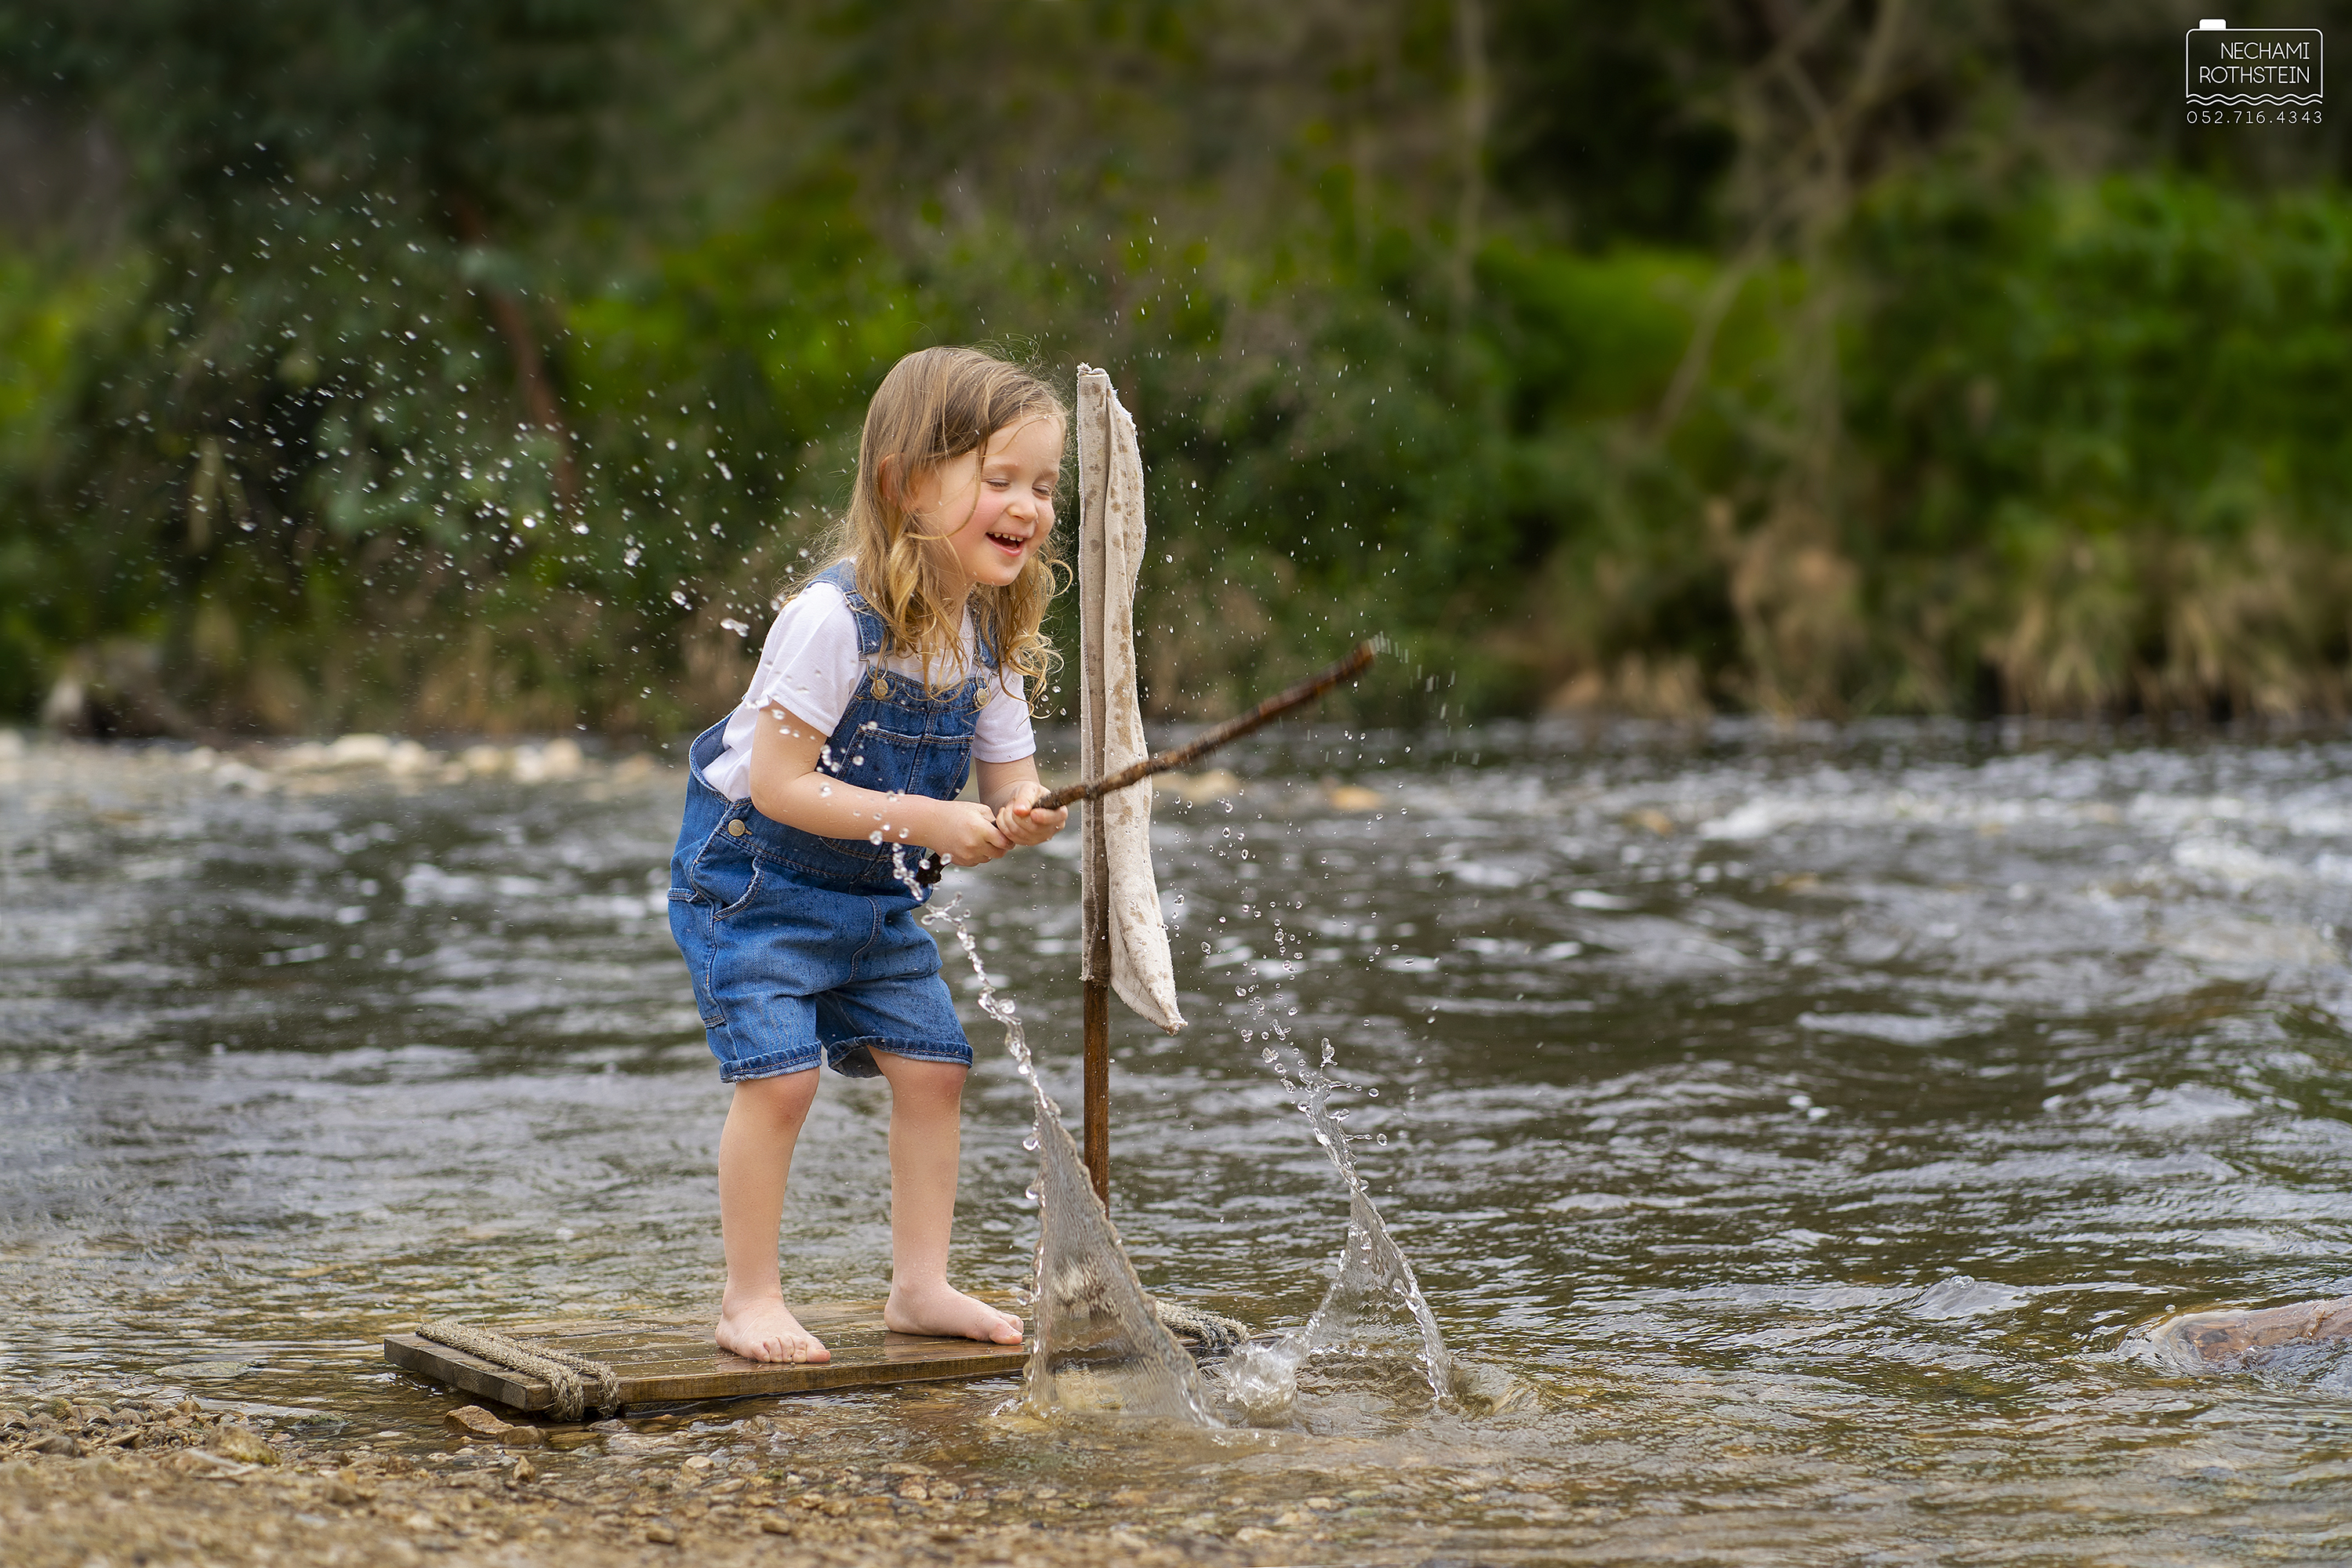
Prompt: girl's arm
<box><xmin>977</xmin><ymin>757</ymin><xmax>1069</xmax><ymax>847</ymax></box>
<box><xmin>747</xmin><ymin>705</ymin><xmax>1013</xmax><ymax>868</ymax></box>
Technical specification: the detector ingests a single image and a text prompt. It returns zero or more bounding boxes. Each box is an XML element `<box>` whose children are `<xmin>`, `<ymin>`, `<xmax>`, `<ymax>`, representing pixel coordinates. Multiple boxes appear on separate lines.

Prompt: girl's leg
<box><xmin>715</xmin><ymin>1069</ymin><xmax>832</xmax><ymax>1363</ymax></box>
<box><xmin>869</xmin><ymin>1052</ymin><xmax>1023</xmax><ymax>1345</ymax></box>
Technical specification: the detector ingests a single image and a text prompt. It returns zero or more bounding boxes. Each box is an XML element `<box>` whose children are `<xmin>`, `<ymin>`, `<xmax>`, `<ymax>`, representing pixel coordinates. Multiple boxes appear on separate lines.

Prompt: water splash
<box><xmin>1219</xmin><ymin>1037</ymin><xmax>1456</xmax><ymax>1423</ymax></box>
<box><xmin>1203</xmin><ymin>891</ymin><xmax>1455</xmax><ymax>1423</ymax></box>
<box><xmin>893</xmin><ymin>846</ymin><xmax>1214</xmax><ymax>1425</ymax></box>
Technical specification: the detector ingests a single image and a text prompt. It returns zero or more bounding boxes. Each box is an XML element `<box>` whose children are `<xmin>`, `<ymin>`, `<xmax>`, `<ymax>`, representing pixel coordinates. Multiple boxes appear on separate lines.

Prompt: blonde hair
<box><xmin>804</xmin><ymin>346</ymin><xmax>1066</xmax><ymax>695</ymax></box>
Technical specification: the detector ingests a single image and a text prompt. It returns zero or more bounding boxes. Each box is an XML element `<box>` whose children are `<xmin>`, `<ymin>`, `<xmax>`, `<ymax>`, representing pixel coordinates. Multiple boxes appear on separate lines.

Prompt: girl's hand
<box><xmin>996</xmin><ymin>782</ymin><xmax>1068</xmax><ymax>847</ymax></box>
<box><xmin>929</xmin><ymin>801</ymin><xmax>1013</xmax><ymax>867</ymax></box>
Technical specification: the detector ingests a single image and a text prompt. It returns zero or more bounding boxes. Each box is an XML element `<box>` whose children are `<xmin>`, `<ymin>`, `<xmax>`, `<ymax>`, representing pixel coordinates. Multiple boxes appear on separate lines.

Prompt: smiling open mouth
<box><xmin>986</xmin><ymin>532</ymin><xmax>1028</xmax><ymax>551</ymax></box>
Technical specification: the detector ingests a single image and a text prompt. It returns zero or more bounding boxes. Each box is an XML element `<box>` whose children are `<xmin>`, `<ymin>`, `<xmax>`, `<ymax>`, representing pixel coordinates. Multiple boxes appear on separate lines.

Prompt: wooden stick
<box><xmin>1081</xmin><ymin>978</ymin><xmax>1111</xmax><ymax>1208</ymax></box>
<box><xmin>1076</xmin><ymin>394</ymin><xmax>1116</xmax><ymax>1212</ymax></box>
<box><xmin>1035</xmin><ymin>642</ymin><xmax>1377</xmax><ymax>813</ymax></box>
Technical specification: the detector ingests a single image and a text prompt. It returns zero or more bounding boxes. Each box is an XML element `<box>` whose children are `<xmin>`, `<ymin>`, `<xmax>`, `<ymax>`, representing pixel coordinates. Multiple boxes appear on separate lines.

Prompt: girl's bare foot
<box><xmin>884</xmin><ymin>1281</ymin><xmax>1024</xmax><ymax>1345</ymax></box>
<box><xmin>717</xmin><ymin>1296</ymin><xmax>830</xmax><ymax>1363</ymax></box>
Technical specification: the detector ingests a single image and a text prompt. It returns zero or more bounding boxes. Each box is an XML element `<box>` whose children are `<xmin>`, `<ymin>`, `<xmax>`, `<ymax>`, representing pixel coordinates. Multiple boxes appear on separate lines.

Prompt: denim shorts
<box><xmin>669</xmin><ymin>831</ymin><xmax>974</xmax><ymax>1081</ymax></box>
<box><xmin>668</xmin><ymin>710</ymin><xmax>975</xmax><ymax>1083</ymax></box>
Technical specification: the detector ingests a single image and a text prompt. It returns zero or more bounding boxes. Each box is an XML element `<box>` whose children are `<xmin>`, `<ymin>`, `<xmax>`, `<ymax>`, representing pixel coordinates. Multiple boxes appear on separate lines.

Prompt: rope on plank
<box><xmin>416</xmin><ymin>1319</ymin><xmax>621</xmax><ymax>1421</ymax></box>
<box><xmin>1151</xmin><ymin>1299</ymin><xmax>1251</xmax><ymax>1353</ymax></box>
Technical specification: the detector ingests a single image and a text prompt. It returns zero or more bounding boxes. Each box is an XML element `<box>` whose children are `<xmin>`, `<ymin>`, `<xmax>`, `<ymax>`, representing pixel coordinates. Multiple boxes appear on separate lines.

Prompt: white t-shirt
<box><xmin>699</xmin><ymin>579</ymin><xmax>1036</xmax><ymax>800</ymax></box>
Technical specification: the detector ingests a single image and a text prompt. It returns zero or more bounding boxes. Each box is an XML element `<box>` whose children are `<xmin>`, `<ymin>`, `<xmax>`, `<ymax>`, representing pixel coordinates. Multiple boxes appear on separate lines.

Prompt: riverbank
<box><xmin>0</xmin><ymin>1387</ymin><xmax>1253</xmax><ymax>1567</ymax></box>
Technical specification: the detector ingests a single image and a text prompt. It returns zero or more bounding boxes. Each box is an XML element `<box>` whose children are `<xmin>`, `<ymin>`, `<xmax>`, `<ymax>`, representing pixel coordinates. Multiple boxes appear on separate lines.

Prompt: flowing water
<box><xmin>8</xmin><ymin>719</ymin><xmax>2352</xmax><ymax>1562</ymax></box>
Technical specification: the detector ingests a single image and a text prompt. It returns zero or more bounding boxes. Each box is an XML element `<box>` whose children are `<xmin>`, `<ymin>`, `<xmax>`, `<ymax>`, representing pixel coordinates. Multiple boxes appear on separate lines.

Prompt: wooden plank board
<box><xmin>384</xmin><ymin>1304</ymin><xmax>1028</xmax><ymax>1413</ymax></box>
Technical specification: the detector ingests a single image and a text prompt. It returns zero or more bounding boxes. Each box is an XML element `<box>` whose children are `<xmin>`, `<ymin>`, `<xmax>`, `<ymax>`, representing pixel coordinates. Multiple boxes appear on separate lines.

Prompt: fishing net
<box><xmin>900</xmin><ymin>847</ymin><xmax>1220</xmax><ymax>1424</ymax></box>
<box><xmin>1020</xmin><ymin>1095</ymin><xmax>1217</xmax><ymax>1420</ymax></box>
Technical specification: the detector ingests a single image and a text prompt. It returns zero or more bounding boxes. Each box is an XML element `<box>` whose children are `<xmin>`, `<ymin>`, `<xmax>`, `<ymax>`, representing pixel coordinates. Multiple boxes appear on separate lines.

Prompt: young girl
<box><xmin>668</xmin><ymin>347</ymin><xmax>1070</xmax><ymax>1364</ymax></box>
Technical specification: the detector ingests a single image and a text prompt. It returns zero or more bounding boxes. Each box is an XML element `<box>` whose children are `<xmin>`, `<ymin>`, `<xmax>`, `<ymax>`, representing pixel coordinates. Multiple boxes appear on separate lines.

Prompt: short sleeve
<box><xmin>743</xmin><ymin>583</ymin><xmax>862</xmax><ymax>735</ymax></box>
<box><xmin>971</xmin><ymin>670</ymin><xmax>1036</xmax><ymax>763</ymax></box>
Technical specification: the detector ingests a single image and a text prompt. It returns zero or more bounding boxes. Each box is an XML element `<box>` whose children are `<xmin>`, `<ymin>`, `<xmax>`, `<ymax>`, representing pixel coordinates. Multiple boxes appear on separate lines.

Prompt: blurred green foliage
<box><xmin>2</xmin><ymin>0</ymin><xmax>2348</xmax><ymax>735</ymax></box>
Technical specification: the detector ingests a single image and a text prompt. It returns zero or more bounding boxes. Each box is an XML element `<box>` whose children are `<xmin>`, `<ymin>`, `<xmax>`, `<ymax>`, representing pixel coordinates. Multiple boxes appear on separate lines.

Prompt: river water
<box><xmin>6</xmin><ymin>720</ymin><xmax>2352</xmax><ymax>1562</ymax></box>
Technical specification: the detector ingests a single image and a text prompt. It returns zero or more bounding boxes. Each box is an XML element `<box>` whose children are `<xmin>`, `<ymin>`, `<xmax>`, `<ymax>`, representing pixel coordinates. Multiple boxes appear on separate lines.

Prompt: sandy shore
<box><xmin>0</xmin><ymin>1393</ymin><xmax>1264</xmax><ymax>1567</ymax></box>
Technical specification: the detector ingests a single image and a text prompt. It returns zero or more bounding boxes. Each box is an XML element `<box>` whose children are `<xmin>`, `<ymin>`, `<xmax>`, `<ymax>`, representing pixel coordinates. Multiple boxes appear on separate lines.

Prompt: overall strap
<box><xmin>971</xmin><ymin>601</ymin><xmax>1002</xmax><ymax>673</ymax></box>
<box><xmin>815</xmin><ymin>558</ymin><xmax>1002</xmax><ymax>679</ymax></box>
<box><xmin>812</xmin><ymin>560</ymin><xmax>887</xmax><ymax>658</ymax></box>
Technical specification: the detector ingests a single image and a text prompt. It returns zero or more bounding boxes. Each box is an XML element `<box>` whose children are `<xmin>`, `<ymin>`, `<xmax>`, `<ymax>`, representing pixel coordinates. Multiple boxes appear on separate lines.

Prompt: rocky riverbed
<box><xmin>0</xmin><ymin>1386</ymin><xmax>1261</xmax><ymax>1567</ymax></box>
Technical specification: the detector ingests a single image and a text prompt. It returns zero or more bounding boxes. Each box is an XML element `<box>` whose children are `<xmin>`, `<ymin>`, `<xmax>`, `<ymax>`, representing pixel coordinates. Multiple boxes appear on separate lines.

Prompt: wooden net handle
<box><xmin>1034</xmin><ymin>642</ymin><xmax>1376</xmax><ymax>812</ymax></box>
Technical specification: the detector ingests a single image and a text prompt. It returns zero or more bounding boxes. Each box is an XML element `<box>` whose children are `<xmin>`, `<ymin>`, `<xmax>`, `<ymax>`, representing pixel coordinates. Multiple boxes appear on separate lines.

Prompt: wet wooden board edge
<box><xmin>385</xmin><ymin>1334</ymin><xmax>550</xmax><ymax>1411</ymax></box>
<box><xmin>383</xmin><ymin>1324</ymin><xmax>1031</xmax><ymax>1415</ymax></box>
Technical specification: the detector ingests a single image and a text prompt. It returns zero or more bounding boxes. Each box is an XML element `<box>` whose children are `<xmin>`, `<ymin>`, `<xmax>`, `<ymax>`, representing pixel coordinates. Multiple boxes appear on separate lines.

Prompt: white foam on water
<box><xmin>1799</xmin><ymin>1010</ymin><xmax>1981</xmax><ymax>1047</ymax></box>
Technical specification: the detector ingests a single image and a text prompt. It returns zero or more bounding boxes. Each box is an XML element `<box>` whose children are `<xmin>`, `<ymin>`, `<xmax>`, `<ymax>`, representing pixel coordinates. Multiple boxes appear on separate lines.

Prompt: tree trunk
<box><xmin>447</xmin><ymin>194</ymin><xmax>579</xmax><ymax>518</ymax></box>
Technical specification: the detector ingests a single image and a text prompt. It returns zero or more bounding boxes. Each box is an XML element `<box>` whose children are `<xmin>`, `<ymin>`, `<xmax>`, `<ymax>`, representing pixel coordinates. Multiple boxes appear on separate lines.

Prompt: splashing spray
<box><xmin>891</xmin><ymin>843</ymin><xmax>1214</xmax><ymax>1424</ymax></box>
<box><xmin>1217</xmin><ymin>913</ymin><xmax>1457</xmax><ymax>1422</ymax></box>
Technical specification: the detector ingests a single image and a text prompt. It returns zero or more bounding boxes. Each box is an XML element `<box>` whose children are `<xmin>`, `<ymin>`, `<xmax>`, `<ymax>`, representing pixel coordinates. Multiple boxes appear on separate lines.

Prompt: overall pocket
<box><xmin>687</xmin><ymin>825</ymin><xmax>764</xmax><ymax>918</ymax></box>
<box><xmin>666</xmin><ymin>893</ymin><xmax>729</xmax><ymax>1028</ymax></box>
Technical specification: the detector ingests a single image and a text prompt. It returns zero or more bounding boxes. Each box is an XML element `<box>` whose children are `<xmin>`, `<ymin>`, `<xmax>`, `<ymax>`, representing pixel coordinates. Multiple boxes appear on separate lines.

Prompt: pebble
<box><xmin>211</xmin><ymin>1426</ymin><xmax>280</xmax><ymax>1467</ymax></box>
<box><xmin>0</xmin><ymin>1376</ymin><xmax>1231</xmax><ymax>1568</ymax></box>
<box><xmin>443</xmin><ymin>1406</ymin><xmax>510</xmax><ymax>1439</ymax></box>
<box><xmin>442</xmin><ymin>1406</ymin><xmax>543</xmax><ymax>1447</ymax></box>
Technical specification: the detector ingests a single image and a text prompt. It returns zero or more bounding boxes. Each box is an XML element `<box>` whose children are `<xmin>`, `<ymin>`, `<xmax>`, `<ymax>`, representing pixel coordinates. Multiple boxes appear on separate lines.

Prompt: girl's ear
<box><xmin>874</xmin><ymin>453</ymin><xmax>903</xmax><ymax>510</ymax></box>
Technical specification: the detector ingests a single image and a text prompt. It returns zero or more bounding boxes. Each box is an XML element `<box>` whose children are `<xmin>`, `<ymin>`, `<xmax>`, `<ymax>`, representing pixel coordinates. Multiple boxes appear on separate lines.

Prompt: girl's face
<box><xmin>909</xmin><ymin>415</ymin><xmax>1063</xmax><ymax>594</ymax></box>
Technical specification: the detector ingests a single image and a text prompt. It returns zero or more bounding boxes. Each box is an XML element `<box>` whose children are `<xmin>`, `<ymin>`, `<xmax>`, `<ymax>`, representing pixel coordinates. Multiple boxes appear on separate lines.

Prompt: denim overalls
<box><xmin>668</xmin><ymin>563</ymin><xmax>993</xmax><ymax>1081</ymax></box>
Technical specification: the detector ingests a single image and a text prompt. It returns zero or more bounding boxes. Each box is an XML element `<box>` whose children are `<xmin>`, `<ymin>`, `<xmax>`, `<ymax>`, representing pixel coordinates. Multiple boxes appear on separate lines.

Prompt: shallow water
<box><xmin>7</xmin><ymin>720</ymin><xmax>2352</xmax><ymax>1562</ymax></box>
